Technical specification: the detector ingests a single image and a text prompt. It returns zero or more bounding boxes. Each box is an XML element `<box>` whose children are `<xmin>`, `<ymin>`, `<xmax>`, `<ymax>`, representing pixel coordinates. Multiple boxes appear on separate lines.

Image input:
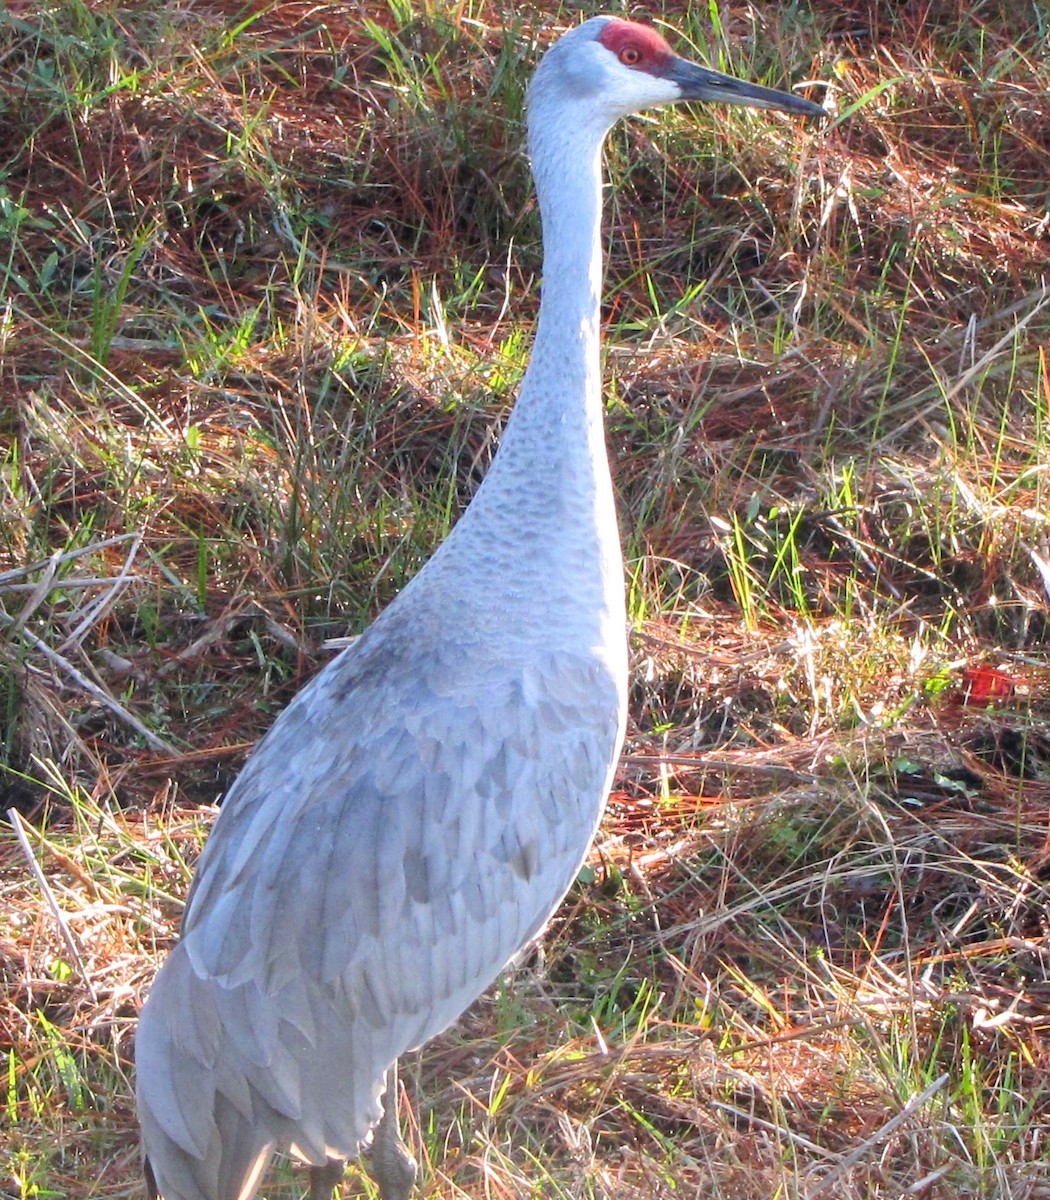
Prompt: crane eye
<box><xmin>619</xmin><ymin>46</ymin><xmax>641</xmax><ymax>66</ymax></box>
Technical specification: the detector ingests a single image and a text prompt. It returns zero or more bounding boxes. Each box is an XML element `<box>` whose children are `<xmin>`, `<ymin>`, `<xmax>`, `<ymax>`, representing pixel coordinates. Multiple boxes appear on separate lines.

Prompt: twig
<box><xmin>907</xmin><ymin>1164</ymin><xmax>952</xmax><ymax>1193</ymax></box>
<box><xmin>7</xmin><ymin>808</ymin><xmax>99</xmax><ymax>1004</ymax></box>
<box><xmin>320</xmin><ymin>634</ymin><xmax>362</xmax><ymax>652</ymax></box>
<box><xmin>4</xmin><ymin>551</ymin><xmax>61</xmax><ymax>635</ymax></box>
<box><xmin>895</xmin><ymin>287</ymin><xmax>1050</xmax><ymax>441</ymax></box>
<box><xmin>624</xmin><ymin>752</ymin><xmax>818</xmax><ymax>782</ymax></box>
<box><xmin>1026</xmin><ymin>542</ymin><xmax>1050</xmax><ymax>605</ymax></box>
<box><xmin>154</xmin><ymin>611</ymin><xmax>242</xmax><ymax>678</ymax></box>
<box><xmin>805</xmin><ymin>1073</ymin><xmax>950</xmax><ymax>1196</ymax></box>
<box><xmin>708</xmin><ymin>1099</ymin><xmax>834</xmax><ymax>1158</ymax></box>
<box><xmin>632</xmin><ymin>628</ymin><xmax>796</xmax><ymax>663</ymax></box>
<box><xmin>0</xmin><ymin>611</ymin><xmax>177</xmax><ymax>755</ymax></box>
<box><xmin>0</xmin><ymin>533</ymin><xmax>138</xmax><ymax>587</ymax></box>
<box><xmin>0</xmin><ymin>577</ymin><xmax>142</xmax><ymax>592</ymax></box>
<box><xmin>60</xmin><ymin>532</ymin><xmax>143</xmax><ymax>651</ymax></box>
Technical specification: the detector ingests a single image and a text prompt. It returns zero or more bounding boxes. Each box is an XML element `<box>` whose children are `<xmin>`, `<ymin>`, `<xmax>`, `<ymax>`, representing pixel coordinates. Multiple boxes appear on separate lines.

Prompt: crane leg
<box><xmin>368</xmin><ymin>1062</ymin><xmax>417</xmax><ymax>1200</ymax></box>
<box><xmin>307</xmin><ymin>1158</ymin><xmax>345</xmax><ymax>1199</ymax></box>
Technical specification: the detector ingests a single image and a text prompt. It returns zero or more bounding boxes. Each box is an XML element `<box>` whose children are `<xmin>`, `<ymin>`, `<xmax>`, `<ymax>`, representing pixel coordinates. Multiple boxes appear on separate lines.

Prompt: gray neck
<box><xmin>395</xmin><ymin>101</ymin><xmax>625</xmax><ymax>653</ymax></box>
<box><xmin>477</xmin><ymin>105</ymin><xmax>612</xmax><ymax>528</ymax></box>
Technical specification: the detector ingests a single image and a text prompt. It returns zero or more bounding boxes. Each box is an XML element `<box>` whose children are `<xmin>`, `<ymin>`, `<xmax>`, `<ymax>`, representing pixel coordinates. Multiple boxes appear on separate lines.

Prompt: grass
<box><xmin>2</xmin><ymin>0</ymin><xmax>1049</xmax><ymax>1196</ymax></box>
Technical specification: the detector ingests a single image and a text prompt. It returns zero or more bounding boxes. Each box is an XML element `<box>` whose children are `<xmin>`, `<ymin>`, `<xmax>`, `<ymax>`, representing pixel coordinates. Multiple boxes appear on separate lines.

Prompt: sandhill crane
<box><xmin>136</xmin><ymin>16</ymin><xmax>821</xmax><ymax>1200</ymax></box>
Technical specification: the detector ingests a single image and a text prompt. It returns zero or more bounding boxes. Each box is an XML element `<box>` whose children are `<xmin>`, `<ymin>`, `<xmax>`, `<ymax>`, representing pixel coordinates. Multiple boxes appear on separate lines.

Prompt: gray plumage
<box><xmin>138</xmin><ymin>632</ymin><xmax>620</xmax><ymax>1199</ymax></box>
<box><xmin>136</xmin><ymin>16</ymin><xmax>820</xmax><ymax>1200</ymax></box>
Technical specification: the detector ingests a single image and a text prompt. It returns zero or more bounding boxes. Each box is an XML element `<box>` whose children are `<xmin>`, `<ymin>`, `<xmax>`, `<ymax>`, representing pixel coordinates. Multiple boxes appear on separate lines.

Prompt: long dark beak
<box><xmin>666</xmin><ymin>56</ymin><xmax>824</xmax><ymax>118</ymax></box>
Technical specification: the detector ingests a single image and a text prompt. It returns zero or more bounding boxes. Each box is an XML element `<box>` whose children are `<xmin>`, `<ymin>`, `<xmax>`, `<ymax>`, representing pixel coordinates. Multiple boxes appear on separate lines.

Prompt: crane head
<box><xmin>530</xmin><ymin>16</ymin><xmax>824</xmax><ymax>125</ymax></box>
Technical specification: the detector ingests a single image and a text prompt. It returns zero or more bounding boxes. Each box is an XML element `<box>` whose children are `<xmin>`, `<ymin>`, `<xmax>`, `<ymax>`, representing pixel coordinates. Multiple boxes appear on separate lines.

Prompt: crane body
<box><xmin>136</xmin><ymin>16</ymin><xmax>821</xmax><ymax>1200</ymax></box>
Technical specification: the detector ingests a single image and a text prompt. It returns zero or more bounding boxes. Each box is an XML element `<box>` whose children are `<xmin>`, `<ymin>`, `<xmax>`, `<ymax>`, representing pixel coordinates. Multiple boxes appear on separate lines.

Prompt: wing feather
<box><xmin>139</xmin><ymin>628</ymin><xmax>625</xmax><ymax>1197</ymax></box>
